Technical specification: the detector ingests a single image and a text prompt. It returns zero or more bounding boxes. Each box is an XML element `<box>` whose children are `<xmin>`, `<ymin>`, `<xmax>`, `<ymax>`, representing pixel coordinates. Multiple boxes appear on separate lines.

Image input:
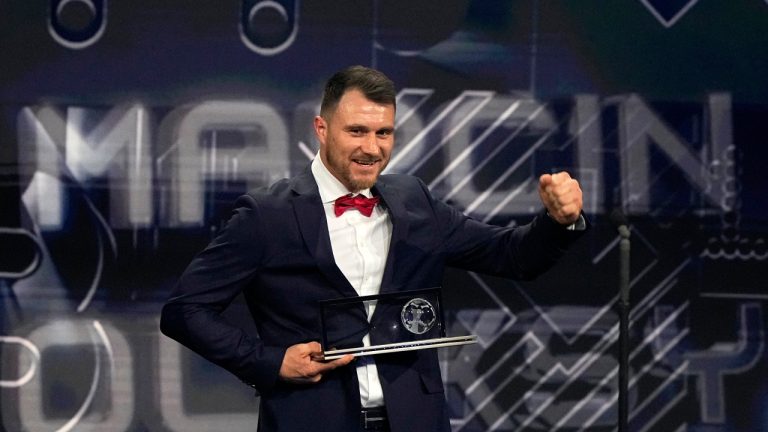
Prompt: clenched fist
<box><xmin>538</xmin><ymin>172</ymin><xmax>583</xmax><ymax>226</ymax></box>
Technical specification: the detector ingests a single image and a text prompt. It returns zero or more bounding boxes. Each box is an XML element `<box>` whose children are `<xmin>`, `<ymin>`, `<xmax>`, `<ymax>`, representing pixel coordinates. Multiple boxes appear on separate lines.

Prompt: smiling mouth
<box><xmin>353</xmin><ymin>159</ymin><xmax>379</xmax><ymax>166</ymax></box>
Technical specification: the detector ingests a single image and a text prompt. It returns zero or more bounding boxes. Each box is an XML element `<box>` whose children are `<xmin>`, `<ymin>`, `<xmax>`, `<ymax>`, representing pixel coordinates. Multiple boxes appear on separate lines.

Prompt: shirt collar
<box><xmin>310</xmin><ymin>152</ymin><xmax>373</xmax><ymax>204</ymax></box>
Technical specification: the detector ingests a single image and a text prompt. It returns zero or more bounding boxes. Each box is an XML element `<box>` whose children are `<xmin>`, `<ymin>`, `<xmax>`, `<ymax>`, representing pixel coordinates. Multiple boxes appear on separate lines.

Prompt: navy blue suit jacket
<box><xmin>160</xmin><ymin>168</ymin><xmax>586</xmax><ymax>431</ymax></box>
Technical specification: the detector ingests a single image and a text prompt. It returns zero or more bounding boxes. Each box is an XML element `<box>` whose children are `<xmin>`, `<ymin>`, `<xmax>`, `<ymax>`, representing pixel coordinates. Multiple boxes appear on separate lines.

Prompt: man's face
<box><xmin>314</xmin><ymin>89</ymin><xmax>395</xmax><ymax>192</ymax></box>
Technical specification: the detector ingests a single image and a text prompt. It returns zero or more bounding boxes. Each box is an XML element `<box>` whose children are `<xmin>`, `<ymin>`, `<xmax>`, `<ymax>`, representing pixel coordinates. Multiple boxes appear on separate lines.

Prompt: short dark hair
<box><xmin>320</xmin><ymin>65</ymin><xmax>396</xmax><ymax>118</ymax></box>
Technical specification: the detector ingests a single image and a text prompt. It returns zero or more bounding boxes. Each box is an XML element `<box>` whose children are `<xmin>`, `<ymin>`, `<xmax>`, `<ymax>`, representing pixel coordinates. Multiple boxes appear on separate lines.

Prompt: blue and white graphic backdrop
<box><xmin>1</xmin><ymin>1</ymin><xmax>767</xmax><ymax>431</ymax></box>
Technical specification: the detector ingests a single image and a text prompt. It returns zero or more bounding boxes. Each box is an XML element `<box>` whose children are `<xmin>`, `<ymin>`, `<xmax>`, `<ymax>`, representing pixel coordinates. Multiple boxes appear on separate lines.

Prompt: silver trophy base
<box><xmin>323</xmin><ymin>335</ymin><xmax>478</xmax><ymax>360</ymax></box>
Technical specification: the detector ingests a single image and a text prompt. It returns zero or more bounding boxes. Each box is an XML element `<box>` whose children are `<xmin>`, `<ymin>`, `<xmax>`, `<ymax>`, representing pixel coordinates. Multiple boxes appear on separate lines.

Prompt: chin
<box><xmin>347</xmin><ymin>177</ymin><xmax>377</xmax><ymax>191</ymax></box>
<box><xmin>346</xmin><ymin>171</ymin><xmax>380</xmax><ymax>190</ymax></box>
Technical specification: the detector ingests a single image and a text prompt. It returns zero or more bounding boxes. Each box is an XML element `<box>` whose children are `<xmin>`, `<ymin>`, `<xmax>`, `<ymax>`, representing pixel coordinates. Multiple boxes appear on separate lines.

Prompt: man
<box><xmin>160</xmin><ymin>65</ymin><xmax>587</xmax><ymax>431</ymax></box>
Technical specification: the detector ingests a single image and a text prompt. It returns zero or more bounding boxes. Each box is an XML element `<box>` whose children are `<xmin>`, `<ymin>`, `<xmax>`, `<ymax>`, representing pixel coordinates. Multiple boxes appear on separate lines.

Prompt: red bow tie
<box><xmin>334</xmin><ymin>194</ymin><xmax>381</xmax><ymax>217</ymax></box>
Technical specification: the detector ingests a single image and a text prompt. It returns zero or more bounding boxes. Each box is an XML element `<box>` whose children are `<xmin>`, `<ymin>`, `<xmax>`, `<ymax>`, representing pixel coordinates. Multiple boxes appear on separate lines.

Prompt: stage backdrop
<box><xmin>1</xmin><ymin>1</ymin><xmax>767</xmax><ymax>431</ymax></box>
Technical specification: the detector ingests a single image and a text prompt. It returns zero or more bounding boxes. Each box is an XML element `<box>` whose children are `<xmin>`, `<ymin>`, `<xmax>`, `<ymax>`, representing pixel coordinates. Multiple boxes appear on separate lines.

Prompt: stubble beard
<box><xmin>324</xmin><ymin>147</ymin><xmax>383</xmax><ymax>192</ymax></box>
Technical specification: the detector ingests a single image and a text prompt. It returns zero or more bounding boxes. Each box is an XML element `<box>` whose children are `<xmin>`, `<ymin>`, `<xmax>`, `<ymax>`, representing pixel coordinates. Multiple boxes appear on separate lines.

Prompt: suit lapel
<box><xmin>374</xmin><ymin>178</ymin><xmax>410</xmax><ymax>295</ymax></box>
<box><xmin>368</xmin><ymin>178</ymin><xmax>413</xmax><ymax>330</ymax></box>
<box><xmin>290</xmin><ymin>171</ymin><xmax>358</xmax><ymax>299</ymax></box>
<box><xmin>292</xmin><ymin>171</ymin><xmax>414</xmax><ymax>339</ymax></box>
<box><xmin>290</xmin><ymin>171</ymin><xmax>411</xmax><ymax>300</ymax></box>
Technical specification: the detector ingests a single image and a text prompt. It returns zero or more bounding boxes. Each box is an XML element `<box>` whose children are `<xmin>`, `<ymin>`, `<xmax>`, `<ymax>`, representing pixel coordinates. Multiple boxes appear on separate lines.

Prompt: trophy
<box><xmin>319</xmin><ymin>287</ymin><xmax>477</xmax><ymax>359</ymax></box>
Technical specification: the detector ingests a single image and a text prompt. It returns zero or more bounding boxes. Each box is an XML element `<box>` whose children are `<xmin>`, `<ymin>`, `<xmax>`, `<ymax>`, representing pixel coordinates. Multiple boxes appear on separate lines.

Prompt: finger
<box><xmin>302</xmin><ymin>342</ymin><xmax>325</xmax><ymax>363</ymax></box>
<box><xmin>550</xmin><ymin>171</ymin><xmax>573</xmax><ymax>186</ymax></box>
<box><xmin>539</xmin><ymin>173</ymin><xmax>553</xmax><ymax>189</ymax></box>
<box><xmin>335</xmin><ymin>354</ymin><xmax>355</xmax><ymax>366</ymax></box>
<box><xmin>305</xmin><ymin>341</ymin><xmax>324</xmax><ymax>355</ymax></box>
<box><xmin>302</xmin><ymin>355</ymin><xmax>354</xmax><ymax>383</ymax></box>
<box><xmin>314</xmin><ymin>354</ymin><xmax>355</xmax><ymax>374</ymax></box>
<box><xmin>552</xmin><ymin>190</ymin><xmax>583</xmax><ymax>222</ymax></box>
<box><xmin>546</xmin><ymin>175</ymin><xmax>579</xmax><ymax>197</ymax></box>
<box><xmin>309</xmin><ymin>357</ymin><xmax>353</xmax><ymax>378</ymax></box>
<box><xmin>551</xmin><ymin>178</ymin><xmax>579</xmax><ymax>201</ymax></box>
<box><xmin>559</xmin><ymin>203</ymin><xmax>581</xmax><ymax>218</ymax></box>
<box><xmin>538</xmin><ymin>175</ymin><xmax>556</xmax><ymax>209</ymax></box>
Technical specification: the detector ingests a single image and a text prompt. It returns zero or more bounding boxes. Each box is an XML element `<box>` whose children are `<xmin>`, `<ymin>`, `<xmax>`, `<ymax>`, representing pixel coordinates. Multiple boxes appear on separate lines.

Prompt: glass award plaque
<box><xmin>319</xmin><ymin>287</ymin><xmax>477</xmax><ymax>360</ymax></box>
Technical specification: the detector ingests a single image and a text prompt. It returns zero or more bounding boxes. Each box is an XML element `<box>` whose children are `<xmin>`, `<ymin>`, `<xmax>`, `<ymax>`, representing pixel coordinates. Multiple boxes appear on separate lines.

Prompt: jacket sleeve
<box><xmin>159</xmin><ymin>194</ymin><xmax>285</xmax><ymax>391</ymax></box>
<box><xmin>418</xmin><ymin>179</ymin><xmax>588</xmax><ymax>280</ymax></box>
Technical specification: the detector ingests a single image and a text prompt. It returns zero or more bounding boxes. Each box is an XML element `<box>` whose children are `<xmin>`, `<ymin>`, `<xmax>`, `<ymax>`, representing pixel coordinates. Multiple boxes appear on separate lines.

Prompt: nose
<box><xmin>360</xmin><ymin>132</ymin><xmax>379</xmax><ymax>154</ymax></box>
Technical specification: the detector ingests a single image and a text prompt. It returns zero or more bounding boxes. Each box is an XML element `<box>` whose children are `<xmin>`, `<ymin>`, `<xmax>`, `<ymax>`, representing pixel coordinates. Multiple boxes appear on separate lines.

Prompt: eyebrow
<box><xmin>344</xmin><ymin>124</ymin><xmax>369</xmax><ymax>131</ymax></box>
<box><xmin>344</xmin><ymin>124</ymin><xmax>394</xmax><ymax>132</ymax></box>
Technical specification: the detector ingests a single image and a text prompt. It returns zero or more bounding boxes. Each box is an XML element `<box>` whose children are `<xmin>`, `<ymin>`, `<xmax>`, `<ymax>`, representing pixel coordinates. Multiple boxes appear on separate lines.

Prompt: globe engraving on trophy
<box><xmin>400</xmin><ymin>298</ymin><xmax>437</xmax><ymax>335</ymax></box>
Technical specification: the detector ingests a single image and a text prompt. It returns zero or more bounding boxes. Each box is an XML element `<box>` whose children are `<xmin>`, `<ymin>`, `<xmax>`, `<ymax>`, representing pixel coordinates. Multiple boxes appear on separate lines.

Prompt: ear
<box><xmin>313</xmin><ymin>116</ymin><xmax>328</xmax><ymax>146</ymax></box>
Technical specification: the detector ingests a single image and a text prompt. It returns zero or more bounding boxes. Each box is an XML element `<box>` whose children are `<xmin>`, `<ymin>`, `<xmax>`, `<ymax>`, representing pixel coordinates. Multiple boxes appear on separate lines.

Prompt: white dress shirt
<box><xmin>311</xmin><ymin>155</ymin><xmax>391</xmax><ymax>408</ymax></box>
